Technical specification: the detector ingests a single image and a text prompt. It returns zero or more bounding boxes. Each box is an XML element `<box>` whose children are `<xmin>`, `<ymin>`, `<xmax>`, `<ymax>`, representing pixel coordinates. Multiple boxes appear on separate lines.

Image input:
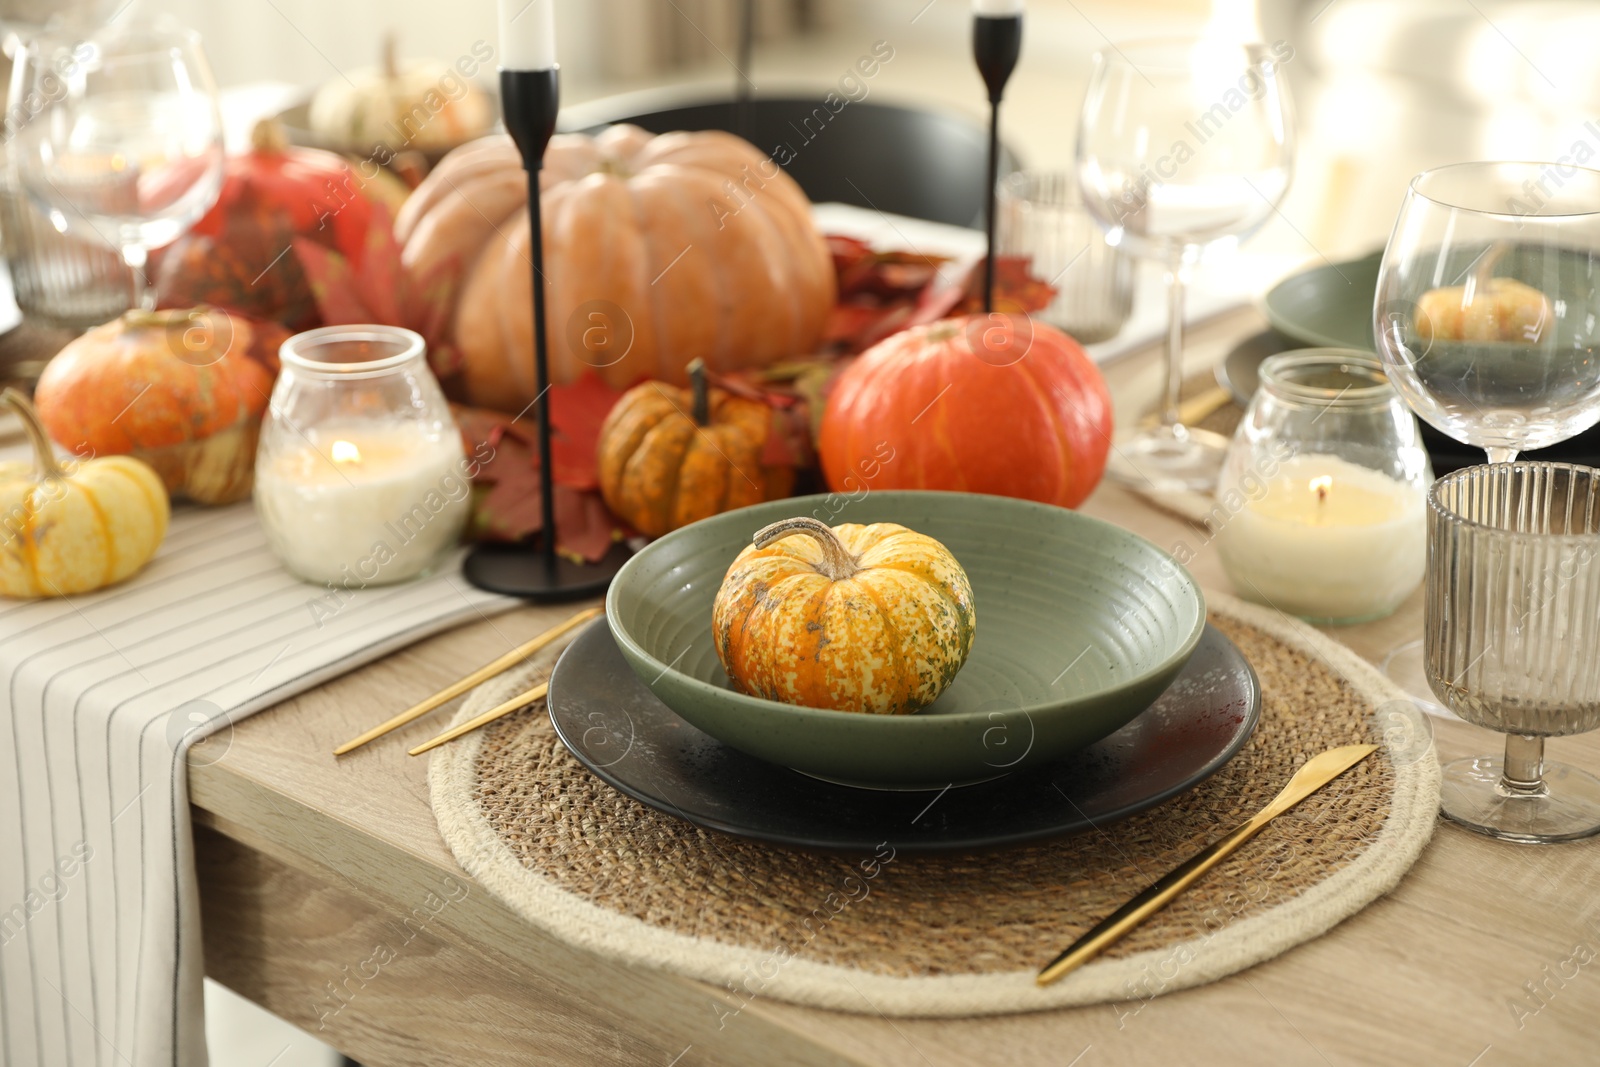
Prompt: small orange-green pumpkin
<box><xmin>712</xmin><ymin>517</ymin><xmax>976</xmax><ymax>714</ymax></box>
<box><xmin>598</xmin><ymin>360</ymin><xmax>793</xmax><ymax>538</ymax></box>
<box><xmin>0</xmin><ymin>388</ymin><xmax>169</xmax><ymax>598</ymax></box>
<box><xmin>33</xmin><ymin>308</ymin><xmax>274</xmax><ymax>505</ymax></box>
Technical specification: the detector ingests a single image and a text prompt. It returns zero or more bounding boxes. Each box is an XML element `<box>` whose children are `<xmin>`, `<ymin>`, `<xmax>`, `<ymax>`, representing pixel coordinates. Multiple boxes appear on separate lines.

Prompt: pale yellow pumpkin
<box><xmin>0</xmin><ymin>389</ymin><xmax>169</xmax><ymax>599</ymax></box>
<box><xmin>712</xmin><ymin>517</ymin><xmax>976</xmax><ymax>715</ymax></box>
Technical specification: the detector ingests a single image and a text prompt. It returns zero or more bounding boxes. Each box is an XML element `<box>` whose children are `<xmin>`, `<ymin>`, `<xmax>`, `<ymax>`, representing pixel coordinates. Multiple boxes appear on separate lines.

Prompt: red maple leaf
<box><xmin>547</xmin><ymin>374</ymin><xmax>624</xmax><ymax>491</ymax></box>
<box><xmin>910</xmin><ymin>255</ymin><xmax>1058</xmax><ymax>325</ymax></box>
<box><xmin>292</xmin><ymin>199</ymin><xmax>455</xmax><ymax>373</ymax></box>
<box><xmin>451</xmin><ymin>399</ymin><xmax>628</xmax><ymax>560</ymax></box>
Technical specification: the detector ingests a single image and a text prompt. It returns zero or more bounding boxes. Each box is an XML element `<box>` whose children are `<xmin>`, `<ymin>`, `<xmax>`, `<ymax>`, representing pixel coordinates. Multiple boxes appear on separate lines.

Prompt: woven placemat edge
<box><xmin>426</xmin><ymin>592</ymin><xmax>1441</xmax><ymax>1017</ymax></box>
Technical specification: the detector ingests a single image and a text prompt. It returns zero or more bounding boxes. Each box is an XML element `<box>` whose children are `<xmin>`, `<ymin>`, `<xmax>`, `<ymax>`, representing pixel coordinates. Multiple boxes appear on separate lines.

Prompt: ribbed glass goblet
<box><xmin>1427</xmin><ymin>462</ymin><xmax>1600</xmax><ymax>842</ymax></box>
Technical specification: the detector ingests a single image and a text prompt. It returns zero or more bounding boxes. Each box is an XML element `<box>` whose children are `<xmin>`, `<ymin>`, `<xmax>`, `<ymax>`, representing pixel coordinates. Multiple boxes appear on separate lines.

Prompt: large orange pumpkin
<box><xmin>34</xmin><ymin>309</ymin><xmax>275</xmax><ymax>505</ymax></box>
<box><xmin>396</xmin><ymin>124</ymin><xmax>835</xmax><ymax>409</ymax></box>
<box><xmin>819</xmin><ymin>314</ymin><xmax>1113</xmax><ymax>509</ymax></box>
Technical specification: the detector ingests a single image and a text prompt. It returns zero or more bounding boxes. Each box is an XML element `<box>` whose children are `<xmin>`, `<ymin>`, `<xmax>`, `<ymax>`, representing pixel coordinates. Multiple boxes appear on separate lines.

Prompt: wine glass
<box><xmin>1075</xmin><ymin>38</ymin><xmax>1294</xmax><ymax>492</ymax></box>
<box><xmin>9</xmin><ymin>18</ymin><xmax>225</xmax><ymax>310</ymax></box>
<box><xmin>1374</xmin><ymin>161</ymin><xmax>1600</xmax><ymax>464</ymax></box>
<box><xmin>1426</xmin><ymin>462</ymin><xmax>1600</xmax><ymax>842</ymax></box>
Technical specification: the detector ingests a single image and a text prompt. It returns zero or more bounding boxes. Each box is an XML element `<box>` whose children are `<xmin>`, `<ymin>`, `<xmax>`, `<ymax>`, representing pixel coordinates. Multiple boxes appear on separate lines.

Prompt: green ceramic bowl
<box><xmin>1262</xmin><ymin>251</ymin><xmax>1382</xmax><ymax>352</ymax></box>
<box><xmin>605</xmin><ymin>491</ymin><xmax>1206</xmax><ymax>788</ymax></box>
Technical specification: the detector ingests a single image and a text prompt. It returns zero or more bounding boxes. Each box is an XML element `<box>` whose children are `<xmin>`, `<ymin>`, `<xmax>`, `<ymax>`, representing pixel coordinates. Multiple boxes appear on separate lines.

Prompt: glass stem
<box><xmin>122</xmin><ymin>244</ymin><xmax>154</xmax><ymax>312</ymax></box>
<box><xmin>1501</xmin><ymin>733</ymin><xmax>1548</xmax><ymax>797</ymax></box>
<box><xmin>1161</xmin><ymin>252</ymin><xmax>1187</xmax><ymax>432</ymax></box>
<box><xmin>1486</xmin><ymin>448</ymin><xmax>1518</xmax><ymax>465</ymax></box>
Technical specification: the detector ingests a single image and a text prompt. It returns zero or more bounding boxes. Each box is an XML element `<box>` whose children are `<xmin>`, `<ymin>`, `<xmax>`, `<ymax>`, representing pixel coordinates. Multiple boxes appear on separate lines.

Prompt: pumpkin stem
<box><xmin>250</xmin><ymin>118</ymin><xmax>289</xmax><ymax>154</ymax></box>
<box><xmin>0</xmin><ymin>387</ymin><xmax>66</xmax><ymax>482</ymax></box>
<box><xmin>753</xmin><ymin>517</ymin><xmax>861</xmax><ymax>581</ymax></box>
<box><xmin>688</xmin><ymin>358</ymin><xmax>709</xmax><ymax>427</ymax></box>
<box><xmin>121</xmin><ymin>307</ymin><xmax>195</xmax><ymax>331</ymax></box>
<box><xmin>381</xmin><ymin>31</ymin><xmax>399</xmax><ymax>80</ymax></box>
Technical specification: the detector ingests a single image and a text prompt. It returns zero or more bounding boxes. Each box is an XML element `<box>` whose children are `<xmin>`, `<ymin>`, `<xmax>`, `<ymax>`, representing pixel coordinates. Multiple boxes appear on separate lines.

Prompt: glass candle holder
<box><xmin>255</xmin><ymin>325</ymin><xmax>471</xmax><ymax>586</ymax></box>
<box><xmin>1215</xmin><ymin>349</ymin><xmax>1433</xmax><ymax>624</ymax></box>
<box><xmin>996</xmin><ymin>171</ymin><xmax>1134</xmax><ymax>344</ymax></box>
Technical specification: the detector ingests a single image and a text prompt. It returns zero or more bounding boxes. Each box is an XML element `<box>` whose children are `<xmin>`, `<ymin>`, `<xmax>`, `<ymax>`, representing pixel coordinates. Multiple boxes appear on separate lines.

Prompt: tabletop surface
<box><xmin>189</xmin><ymin>307</ymin><xmax>1600</xmax><ymax>1067</ymax></box>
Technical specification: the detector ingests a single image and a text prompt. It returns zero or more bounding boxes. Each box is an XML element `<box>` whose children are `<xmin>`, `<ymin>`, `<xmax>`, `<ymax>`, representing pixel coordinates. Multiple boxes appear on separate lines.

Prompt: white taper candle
<box><xmin>498</xmin><ymin>0</ymin><xmax>557</xmax><ymax>71</ymax></box>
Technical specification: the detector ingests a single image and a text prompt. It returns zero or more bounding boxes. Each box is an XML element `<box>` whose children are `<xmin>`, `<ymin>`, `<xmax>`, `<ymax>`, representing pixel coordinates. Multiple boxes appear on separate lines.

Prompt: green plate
<box><xmin>1262</xmin><ymin>251</ymin><xmax>1382</xmax><ymax>351</ymax></box>
<box><xmin>605</xmin><ymin>491</ymin><xmax>1206</xmax><ymax>788</ymax></box>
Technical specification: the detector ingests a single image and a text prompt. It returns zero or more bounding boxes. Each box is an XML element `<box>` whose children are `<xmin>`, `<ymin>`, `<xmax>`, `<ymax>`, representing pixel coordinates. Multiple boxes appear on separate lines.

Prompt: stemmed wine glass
<box><xmin>1375</xmin><ymin>162</ymin><xmax>1600</xmax><ymax>463</ymax></box>
<box><xmin>1375</xmin><ymin>161</ymin><xmax>1600</xmax><ymax>842</ymax></box>
<box><xmin>9</xmin><ymin>18</ymin><xmax>225</xmax><ymax>310</ymax></box>
<box><xmin>1076</xmin><ymin>38</ymin><xmax>1294</xmax><ymax>493</ymax></box>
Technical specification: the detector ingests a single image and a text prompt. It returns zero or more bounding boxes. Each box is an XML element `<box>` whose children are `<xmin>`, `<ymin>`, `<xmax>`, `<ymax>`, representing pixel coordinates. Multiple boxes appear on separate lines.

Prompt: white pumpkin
<box><xmin>308</xmin><ymin>36</ymin><xmax>493</xmax><ymax>152</ymax></box>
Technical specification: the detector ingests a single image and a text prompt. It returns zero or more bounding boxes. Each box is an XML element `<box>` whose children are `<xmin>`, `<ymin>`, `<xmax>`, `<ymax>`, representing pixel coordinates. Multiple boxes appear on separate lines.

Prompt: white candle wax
<box><xmin>255</xmin><ymin>424</ymin><xmax>471</xmax><ymax>586</ymax></box>
<box><xmin>498</xmin><ymin>0</ymin><xmax>556</xmax><ymax>71</ymax></box>
<box><xmin>974</xmin><ymin>0</ymin><xmax>1024</xmax><ymax>14</ymax></box>
<box><xmin>1215</xmin><ymin>455</ymin><xmax>1426</xmax><ymax>622</ymax></box>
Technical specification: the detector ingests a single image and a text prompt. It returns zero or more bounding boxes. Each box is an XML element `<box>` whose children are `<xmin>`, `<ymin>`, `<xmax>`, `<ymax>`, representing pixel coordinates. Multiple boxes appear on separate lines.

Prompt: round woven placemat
<box><xmin>428</xmin><ymin>593</ymin><xmax>1439</xmax><ymax>1016</ymax></box>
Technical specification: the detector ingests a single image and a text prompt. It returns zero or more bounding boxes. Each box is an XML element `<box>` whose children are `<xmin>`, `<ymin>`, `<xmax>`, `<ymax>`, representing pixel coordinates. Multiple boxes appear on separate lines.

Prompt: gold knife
<box><xmin>1037</xmin><ymin>742</ymin><xmax>1379</xmax><ymax>987</ymax></box>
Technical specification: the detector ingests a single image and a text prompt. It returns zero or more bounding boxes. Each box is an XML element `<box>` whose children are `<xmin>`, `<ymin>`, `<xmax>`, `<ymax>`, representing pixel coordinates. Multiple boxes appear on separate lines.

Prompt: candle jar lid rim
<box><xmin>280</xmin><ymin>325</ymin><xmax>425</xmax><ymax>380</ymax></box>
<box><xmin>1258</xmin><ymin>349</ymin><xmax>1394</xmax><ymax>408</ymax></box>
<box><xmin>1428</xmin><ymin>461</ymin><xmax>1600</xmax><ymax>541</ymax></box>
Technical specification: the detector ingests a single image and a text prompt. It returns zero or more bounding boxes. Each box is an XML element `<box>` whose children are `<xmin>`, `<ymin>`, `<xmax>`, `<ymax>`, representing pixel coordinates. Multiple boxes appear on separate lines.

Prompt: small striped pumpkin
<box><xmin>713</xmin><ymin>517</ymin><xmax>975</xmax><ymax>715</ymax></box>
<box><xmin>0</xmin><ymin>389</ymin><xmax>169</xmax><ymax>599</ymax></box>
<box><xmin>598</xmin><ymin>360</ymin><xmax>793</xmax><ymax>538</ymax></box>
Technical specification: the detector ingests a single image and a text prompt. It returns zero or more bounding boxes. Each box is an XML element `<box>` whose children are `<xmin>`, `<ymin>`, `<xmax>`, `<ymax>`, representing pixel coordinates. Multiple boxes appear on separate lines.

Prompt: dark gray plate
<box><xmin>547</xmin><ymin>619</ymin><xmax>1261</xmax><ymax>854</ymax></box>
<box><xmin>1215</xmin><ymin>328</ymin><xmax>1283</xmax><ymax>406</ymax></box>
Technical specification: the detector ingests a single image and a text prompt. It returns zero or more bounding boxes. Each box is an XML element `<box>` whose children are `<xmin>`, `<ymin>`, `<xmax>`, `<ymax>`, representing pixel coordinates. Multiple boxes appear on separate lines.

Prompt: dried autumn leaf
<box><xmin>548</xmin><ymin>374</ymin><xmax>624</xmax><ymax>491</ymax></box>
<box><xmin>294</xmin><ymin>199</ymin><xmax>454</xmax><ymax>353</ymax></box>
<box><xmin>451</xmin><ymin>399</ymin><xmax>628</xmax><ymax>560</ymax></box>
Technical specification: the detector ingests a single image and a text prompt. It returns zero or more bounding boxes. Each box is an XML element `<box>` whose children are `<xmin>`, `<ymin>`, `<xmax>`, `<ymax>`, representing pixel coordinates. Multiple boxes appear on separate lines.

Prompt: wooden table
<box><xmin>192</xmin><ymin>308</ymin><xmax>1600</xmax><ymax>1067</ymax></box>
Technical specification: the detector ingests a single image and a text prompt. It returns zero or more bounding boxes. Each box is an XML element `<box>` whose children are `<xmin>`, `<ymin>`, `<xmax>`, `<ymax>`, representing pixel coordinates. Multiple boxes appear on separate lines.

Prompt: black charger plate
<box><xmin>546</xmin><ymin>620</ymin><xmax>1261</xmax><ymax>854</ymax></box>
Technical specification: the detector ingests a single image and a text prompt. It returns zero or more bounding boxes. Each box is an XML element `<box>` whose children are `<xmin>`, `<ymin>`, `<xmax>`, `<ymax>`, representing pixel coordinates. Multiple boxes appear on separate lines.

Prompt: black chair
<box><xmin>563</xmin><ymin>89</ymin><xmax>1023</xmax><ymax>230</ymax></box>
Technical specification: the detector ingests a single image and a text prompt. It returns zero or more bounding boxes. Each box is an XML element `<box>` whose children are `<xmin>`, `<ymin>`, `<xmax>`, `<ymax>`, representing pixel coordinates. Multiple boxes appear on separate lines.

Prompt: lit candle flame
<box><xmin>330</xmin><ymin>440</ymin><xmax>362</xmax><ymax>464</ymax></box>
<box><xmin>1309</xmin><ymin>475</ymin><xmax>1332</xmax><ymax>503</ymax></box>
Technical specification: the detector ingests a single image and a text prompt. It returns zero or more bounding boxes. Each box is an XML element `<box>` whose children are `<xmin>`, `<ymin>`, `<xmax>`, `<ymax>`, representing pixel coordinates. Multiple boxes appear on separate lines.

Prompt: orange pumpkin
<box><xmin>597</xmin><ymin>360</ymin><xmax>793</xmax><ymax>538</ymax></box>
<box><xmin>396</xmin><ymin>124</ymin><xmax>835</xmax><ymax>409</ymax></box>
<box><xmin>713</xmin><ymin>517</ymin><xmax>976</xmax><ymax>714</ymax></box>
<box><xmin>34</xmin><ymin>308</ymin><xmax>275</xmax><ymax>505</ymax></box>
<box><xmin>819</xmin><ymin>314</ymin><xmax>1113</xmax><ymax>509</ymax></box>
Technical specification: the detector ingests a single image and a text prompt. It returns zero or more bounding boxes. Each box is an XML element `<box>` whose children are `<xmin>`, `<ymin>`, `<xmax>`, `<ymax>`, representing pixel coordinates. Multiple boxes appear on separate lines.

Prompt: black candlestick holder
<box><xmin>463</xmin><ymin>67</ymin><xmax>630</xmax><ymax>601</ymax></box>
<box><xmin>973</xmin><ymin>12</ymin><xmax>1021</xmax><ymax>314</ymax></box>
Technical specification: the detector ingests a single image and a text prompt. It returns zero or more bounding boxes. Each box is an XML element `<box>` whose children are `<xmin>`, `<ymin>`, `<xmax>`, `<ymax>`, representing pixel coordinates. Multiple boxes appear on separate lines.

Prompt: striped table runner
<box><xmin>0</xmin><ymin>494</ymin><xmax>515</xmax><ymax>1066</ymax></box>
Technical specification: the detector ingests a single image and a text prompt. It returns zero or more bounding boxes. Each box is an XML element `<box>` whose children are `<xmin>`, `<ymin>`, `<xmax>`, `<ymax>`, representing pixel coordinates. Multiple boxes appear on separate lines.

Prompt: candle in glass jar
<box><xmin>1216</xmin><ymin>454</ymin><xmax>1426</xmax><ymax>623</ymax></box>
<box><xmin>255</xmin><ymin>424</ymin><xmax>470</xmax><ymax>585</ymax></box>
